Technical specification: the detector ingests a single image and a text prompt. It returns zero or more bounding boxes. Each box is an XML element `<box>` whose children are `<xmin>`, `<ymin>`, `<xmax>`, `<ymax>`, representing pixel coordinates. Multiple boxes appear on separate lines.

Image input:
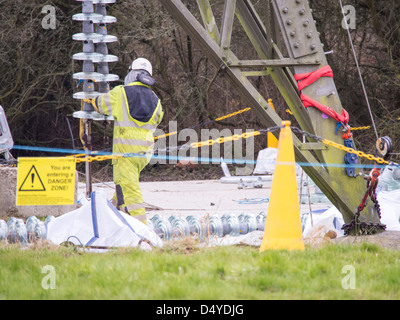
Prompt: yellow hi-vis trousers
<box><xmin>113</xmin><ymin>156</ymin><xmax>150</xmax><ymax>224</ymax></box>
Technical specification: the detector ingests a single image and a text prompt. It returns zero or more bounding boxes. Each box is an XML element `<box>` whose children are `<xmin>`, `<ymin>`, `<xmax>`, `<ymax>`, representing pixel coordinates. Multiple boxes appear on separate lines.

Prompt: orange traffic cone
<box><xmin>260</xmin><ymin>121</ymin><xmax>305</xmax><ymax>251</ymax></box>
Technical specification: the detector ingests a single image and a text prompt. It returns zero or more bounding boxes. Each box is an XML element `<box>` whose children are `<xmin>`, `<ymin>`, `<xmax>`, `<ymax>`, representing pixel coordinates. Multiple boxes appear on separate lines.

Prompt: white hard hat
<box><xmin>129</xmin><ymin>58</ymin><xmax>153</xmax><ymax>76</ymax></box>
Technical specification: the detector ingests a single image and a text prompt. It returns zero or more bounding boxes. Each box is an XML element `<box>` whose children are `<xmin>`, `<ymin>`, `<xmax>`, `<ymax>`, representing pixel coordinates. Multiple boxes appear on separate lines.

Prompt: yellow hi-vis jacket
<box><xmin>95</xmin><ymin>81</ymin><xmax>163</xmax><ymax>161</ymax></box>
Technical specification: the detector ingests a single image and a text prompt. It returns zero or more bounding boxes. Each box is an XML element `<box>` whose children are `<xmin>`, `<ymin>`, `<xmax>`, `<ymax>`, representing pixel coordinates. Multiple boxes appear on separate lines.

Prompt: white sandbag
<box><xmin>46</xmin><ymin>190</ymin><xmax>163</xmax><ymax>249</ymax></box>
<box><xmin>253</xmin><ymin>147</ymin><xmax>303</xmax><ymax>176</ymax></box>
<box><xmin>302</xmin><ymin>207</ymin><xmax>345</xmax><ymax>239</ymax></box>
<box><xmin>253</xmin><ymin>148</ymin><xmax>278</xmax><ymax>175</ymax></box>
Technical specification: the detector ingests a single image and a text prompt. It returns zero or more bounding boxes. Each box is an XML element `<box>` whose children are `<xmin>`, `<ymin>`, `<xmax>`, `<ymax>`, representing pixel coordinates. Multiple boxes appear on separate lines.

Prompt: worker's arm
<box><xmin>157</xmin><ymin>101</ymin><xmax>164</xmax><ymax>126</ymax></box>
<box><xmin>94</xmin><ymin>85</ymin><xmax>124</xmax><ymax>118</ymax></box>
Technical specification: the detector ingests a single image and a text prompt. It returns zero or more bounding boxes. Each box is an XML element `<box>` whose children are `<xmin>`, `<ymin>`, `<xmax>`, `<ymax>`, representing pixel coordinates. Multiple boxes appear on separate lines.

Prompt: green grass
<box><xmin>0</xmin><ymin>240</ymin><xmax>399</xmax><ymax>300</ymax></box>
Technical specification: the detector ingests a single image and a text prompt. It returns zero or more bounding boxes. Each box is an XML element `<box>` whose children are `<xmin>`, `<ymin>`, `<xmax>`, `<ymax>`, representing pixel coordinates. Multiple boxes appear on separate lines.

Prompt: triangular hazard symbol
<box><xmin>19</xmin><ymin>165</ymin><xmax>46</xmax><ymax>192</ymax></box>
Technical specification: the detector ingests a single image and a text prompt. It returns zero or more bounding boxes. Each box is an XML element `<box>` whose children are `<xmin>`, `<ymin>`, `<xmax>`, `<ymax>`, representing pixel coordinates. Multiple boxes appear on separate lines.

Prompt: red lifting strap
<box><xmin>301</xmin><ymin>94</ymin><xmax>350</xmax><ymax>124</ymax></box>
<box><xmin>294</xmin><ymin>65</ymin><xmax>349</xmax><ymax>124</ymax></box>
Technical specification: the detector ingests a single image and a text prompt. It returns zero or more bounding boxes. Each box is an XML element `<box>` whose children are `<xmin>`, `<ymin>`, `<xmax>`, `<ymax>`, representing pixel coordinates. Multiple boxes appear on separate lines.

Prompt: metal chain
<box><xmin>189</xmin><ymin>125</ymin><xmax>282</xmax><ymax>149</ymax></box>
<box><xmin>72</xmin><ymin>125</ymin><xmax>283</xmax><ymax>163</ymax></box>
<box><xmin>341</xmin><ymin>197</ymin><xmax>386</xmax><ymax>236</ymax></box>
<box><xmin>290</xmin><ymin>127</ymin><xmax>393</xmax><ymax>165</ymax></box>
<box><xmin>154</xmin><ymin>106</ymin><xmax>253</xmax><ymax>141</ymax></box>
<box><xmin>75</xmin><ymin>154</ymin><xmax>122</xmax><ymax>163</ymax></box>
<box><xmin>350</xmin><ymin>126</ymin><xmax>371</xmax><ymax>131</ymax></box>
<box><xmin>341</xmin><ymin>174</ymin><xmax>386</xmax><ymax>235</ymax></box>
<box><xmin>73</xmin><ymin>125</ymin><xmax>397</xmax><ymax>169</ymax></box>
<box><xmin>214</xmin><ymin>107</ymin><xmax>252</xmax><ymax>121</ymax></box>
<box><xmin>291</xmin><ymin>126</ymin><xmax>393</xmax><ymax>235</ymax></box>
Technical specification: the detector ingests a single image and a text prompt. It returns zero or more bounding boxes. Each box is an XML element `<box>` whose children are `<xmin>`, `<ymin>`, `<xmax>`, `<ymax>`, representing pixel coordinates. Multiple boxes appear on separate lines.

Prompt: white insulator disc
<box><xmin>73</xmin><ymin>32</ymin><xmax>104</xmax><ymax>42</ymax></box>
<box><xmin>73</xmin><ymin>72</ymin><xmax>105</xmax><ymax>81</ymax></box>
<box><xmin>73</xmin><ymin>13</ymin><xmax>117</xmax><ymax>24</ymax></box>
<box><xmin>97</xmin><ymin>74</ymin><xmax>119</xmax><ymax>82</ymax></box>
<box><xmin>73</xmin><ymin>91</ymin><xmax>100</xmax><ymax>99</ymax></box>
<box><xmin>73</xmin><ymin>52</ymin><xmax>104</xmax><ymax>61</ymax></box>
<box><xmin>92</xmin><ymin>34</ymin><xmax>118</xmax><ymax>43</ymax></box>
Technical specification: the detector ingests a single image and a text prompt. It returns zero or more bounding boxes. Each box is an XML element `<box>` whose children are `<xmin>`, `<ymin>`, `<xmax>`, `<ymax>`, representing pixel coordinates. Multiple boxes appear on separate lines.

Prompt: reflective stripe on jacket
<box><xmin>96</xmin><ymin>82</ymin><xmax>163</xmax><ymax>159</ymax></box>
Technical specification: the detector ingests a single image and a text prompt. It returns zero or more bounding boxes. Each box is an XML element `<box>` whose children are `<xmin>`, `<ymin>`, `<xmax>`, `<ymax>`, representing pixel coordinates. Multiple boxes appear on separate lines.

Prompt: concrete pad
<box><xmin>82</xmin><ymin>179</ymin><xmax>332</xmax><ymax>220</ymax></box>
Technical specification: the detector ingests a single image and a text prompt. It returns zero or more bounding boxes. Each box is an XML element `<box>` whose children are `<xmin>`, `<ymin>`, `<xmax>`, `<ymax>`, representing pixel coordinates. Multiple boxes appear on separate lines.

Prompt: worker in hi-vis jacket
<box><xmin>94</xmin><ymin>58</ymin><xmax>163</xmax><ymax>224</ymax></box>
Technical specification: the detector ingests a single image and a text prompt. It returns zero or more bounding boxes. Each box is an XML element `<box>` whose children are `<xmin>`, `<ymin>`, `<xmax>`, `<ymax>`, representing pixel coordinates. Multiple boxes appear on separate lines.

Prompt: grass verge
<box><xmin>0</xmin><ymin>240</ymin><xmax>399</xmax><ymax>300</ymax></box>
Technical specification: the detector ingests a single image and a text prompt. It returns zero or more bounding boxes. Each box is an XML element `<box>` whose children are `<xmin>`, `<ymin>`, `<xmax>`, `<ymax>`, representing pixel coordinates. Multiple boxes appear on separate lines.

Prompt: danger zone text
<box><xmin>16</xmin><ymin>158</ymin><xmax>76</xmax><ymax>206</ymax></box>
<box><xmin>47</xmin><ymin>165</ymin><xmax>74</xmax><ymax>191</ymax></box>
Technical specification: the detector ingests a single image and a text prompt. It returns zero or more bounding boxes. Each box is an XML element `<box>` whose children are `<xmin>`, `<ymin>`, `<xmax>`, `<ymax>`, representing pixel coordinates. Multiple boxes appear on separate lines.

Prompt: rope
<box><xmin>66</xmin><ymin>123</ymin><xmax>398</xmax><ymax>168</ymax></box>
<box><xmin>233</xmin><ymin>198</ymin><xmax>269</xmax><ymax>204</ymax></box>
<box><xmin>338</xmin><ymin>0</ymin><xmax>379</xmax><ymax>139</ymax></box>
<box><xmin>10</xmin><ymin>136</ymin><xmax>395</xmax><ymax>169</ymax></box>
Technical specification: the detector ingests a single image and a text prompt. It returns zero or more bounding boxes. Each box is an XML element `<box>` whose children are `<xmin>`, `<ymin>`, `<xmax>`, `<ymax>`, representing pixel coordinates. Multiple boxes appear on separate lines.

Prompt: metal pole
<box><xmin>84</xmin><ymin>120</ymin><xmax>92</xmax><ymax>198</ymax></box>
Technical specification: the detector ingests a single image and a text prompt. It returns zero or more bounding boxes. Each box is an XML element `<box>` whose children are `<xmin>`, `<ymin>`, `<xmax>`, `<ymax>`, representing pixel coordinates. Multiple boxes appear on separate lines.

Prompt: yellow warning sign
<box><xmin>16</xmin><ymin>157</ymin><xmax>76</xmax><ymax>206</ymax></box>
<box><xmin>18</xmin><ymin>165</ymin><xmax>46</xmax><ymax>192</ymax></box>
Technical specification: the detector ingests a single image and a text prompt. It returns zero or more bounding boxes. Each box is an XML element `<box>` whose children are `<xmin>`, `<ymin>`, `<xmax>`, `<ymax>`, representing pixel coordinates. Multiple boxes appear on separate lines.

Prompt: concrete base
<box><xmin>0</xmin><ymin>167</ymin><xmax>78</xmax><ymax>218</ymax></box>
<box><xmin>84</xmin><ymin>179</ymin><xmax>331</xmax><ymax>219</ymax></box>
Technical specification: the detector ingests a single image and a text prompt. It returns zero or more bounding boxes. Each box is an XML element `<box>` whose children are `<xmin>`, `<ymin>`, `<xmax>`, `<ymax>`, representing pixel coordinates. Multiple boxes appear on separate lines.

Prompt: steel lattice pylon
<box><xmin>159</xmin><ymin>0</ymin><xmax>383</xmax><ymax>234</ymax></box>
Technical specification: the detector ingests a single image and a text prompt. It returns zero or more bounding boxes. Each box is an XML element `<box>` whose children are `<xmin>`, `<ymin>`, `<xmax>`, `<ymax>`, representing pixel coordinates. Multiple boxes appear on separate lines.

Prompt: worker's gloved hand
<box><xmin>82</xmin><ymin>98</ymin><xmax>95</xmax><ymax>104</ymax></box>
<box><xmin>81</xmin><ymin>98</ymin><xmax>100</xmax><ymax>113</ymax></box>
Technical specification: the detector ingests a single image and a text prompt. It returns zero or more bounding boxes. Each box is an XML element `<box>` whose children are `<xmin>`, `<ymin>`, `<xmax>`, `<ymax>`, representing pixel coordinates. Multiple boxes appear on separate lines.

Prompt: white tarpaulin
<box><xmin>302</xmin><ymin>207</ymin><xmax>345</xmax><ymax>239</ymax></box>
<box><xmin>376</xmin><ymin>189</ymin><xmax>400</xmax><ymax>231</ymax></box>
<box><xmin>303</xmin><ymin>188</ymin><xmax>400</xmax><ymax>239</ymax></box>
<box><xmin>253</xmin><ymin>148</ymin><xmax>278</xmax><ymax>175</ymax></box>
<box><xmin>253</xmin><ymin>147</ymin><xmax>303</xmax><ymax>176</ymax></box>
<box><xmin>46</xmin><ymin>191</ymin><xmax>163</xmax><ymax>249</ymax></box>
